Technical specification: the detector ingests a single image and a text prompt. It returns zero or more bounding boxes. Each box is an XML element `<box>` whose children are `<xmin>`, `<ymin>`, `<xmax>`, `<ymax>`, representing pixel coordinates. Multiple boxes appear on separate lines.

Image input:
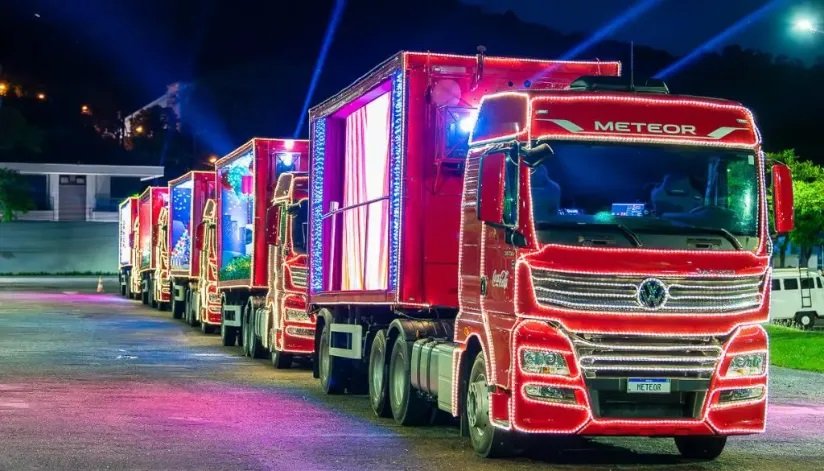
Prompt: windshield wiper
<box><xmin>634</xmin><ymin>225</ymin><xmax>743</xmax><ymax>250</ymax></box>
<box><xmin>536</xmin><ymin>222</ymin><xmax>643</xmax><ymax>248</ymax></box>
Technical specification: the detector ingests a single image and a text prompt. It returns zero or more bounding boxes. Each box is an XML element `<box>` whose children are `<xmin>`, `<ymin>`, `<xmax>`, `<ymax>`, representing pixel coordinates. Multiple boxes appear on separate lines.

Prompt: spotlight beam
<box><xmin>560</xmin><ymin>0</ymin><xmax>662</xmax><ymax>61</ymax></box>
<box><xmin>655</xmin><ymin>0</ymin><xmax>786</xmax><ymax>79</ymax></box>
<box><xmin>293</xmin><ymin>0</ymin><xmax>346</xmax><ymax>138</ymax></box>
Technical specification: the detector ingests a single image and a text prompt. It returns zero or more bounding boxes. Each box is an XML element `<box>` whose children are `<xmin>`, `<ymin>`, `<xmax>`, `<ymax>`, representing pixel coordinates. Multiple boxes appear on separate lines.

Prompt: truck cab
<box><xmin>192</xmin><ymin>198</ymin><xmax>221</xmax><ymax>332</ymax></box>
<box><xmin>452</xmin><ymin>79</ymin><xmax>795</xmax><ymax>457</ymax></box>
<box><xmin>253</xmin><ymin>172</ymin><xmax>311</xmax><ymax>368</ymax></box>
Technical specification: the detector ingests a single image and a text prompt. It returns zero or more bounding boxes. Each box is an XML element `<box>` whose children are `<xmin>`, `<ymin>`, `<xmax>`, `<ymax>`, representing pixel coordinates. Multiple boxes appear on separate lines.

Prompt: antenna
<box><xmin>630</xmin><ymin>41</ymin><xmax>635</xmax><ymax>91</ymax></box>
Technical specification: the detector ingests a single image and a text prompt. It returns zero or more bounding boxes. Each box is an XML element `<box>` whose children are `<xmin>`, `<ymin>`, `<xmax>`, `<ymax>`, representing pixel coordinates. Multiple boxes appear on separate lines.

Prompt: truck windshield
<box><xmin>529</xmin><ymin>142</ymin><xmax>759</xmax><ymax>250</ymax></box>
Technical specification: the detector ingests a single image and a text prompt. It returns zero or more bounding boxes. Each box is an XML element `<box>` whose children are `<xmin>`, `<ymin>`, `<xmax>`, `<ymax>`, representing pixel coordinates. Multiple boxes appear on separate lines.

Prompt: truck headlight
<box><xmin>725</xmin><ymin>352</ymin><xmax>766</xmax><ymax>377</ymax></box>
<box><xmin>520</xmin><ymin>349</ymin><xmax>569</xmax><ymax>376</ymax></box>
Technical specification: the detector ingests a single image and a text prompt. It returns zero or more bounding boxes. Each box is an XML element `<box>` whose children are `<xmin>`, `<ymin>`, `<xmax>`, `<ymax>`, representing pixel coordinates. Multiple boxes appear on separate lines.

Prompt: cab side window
<box><xmin>817</xmin><ymin>277</ymin><xmax>822</xmax><ymax>289</ymax></box>
<box><xmin>784</xmin><ymin>278</ymin><xmax>799</xmax><ymax>290</ymax></box>
<box><xmin>772</xmin><ymin>279</ymin><xmax>781</xmax><ymax>291</ymax></box>
<box><xmin>801</xmin><ymin>278</ymin><xmax>815</xmax><ymax>289</ymax></box>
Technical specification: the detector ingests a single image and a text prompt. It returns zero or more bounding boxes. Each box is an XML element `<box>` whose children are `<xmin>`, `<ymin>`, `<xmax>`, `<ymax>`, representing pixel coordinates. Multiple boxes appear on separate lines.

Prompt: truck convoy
<box><xmin>213</xmin><ymin>139</ymin><xmax>309</xmax><ymax>348</ymax></box>
<box><xmin>115</xmin><ymin>50</ymin><xmax>795</xmax><ymax>460</ymax></box>
<box><xmin>118</xmin><ymin>197</ymin><xmax>138</xmax><ymax>297</ymax></box>
<box><xmin>167</xmin><ymin>171</ymin><xmax>217</xmax><ymax>321</ymax></box>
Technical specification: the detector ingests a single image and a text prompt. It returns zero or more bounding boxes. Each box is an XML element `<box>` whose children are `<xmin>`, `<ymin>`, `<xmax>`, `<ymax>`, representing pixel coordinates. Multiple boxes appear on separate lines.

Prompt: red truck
<box><xmin>244</xmin><ymin>171</ymin><xmax>312</xmax><ymax>367</ymax></box>
<box><xmin>167</xmin><ymin>171</ymin><xmax>217</xmax><ymax>324</ymax></box>
<box><xmin>136</xmin><ymin>186</ymin><xmax>170</xmax><ymax>308</ymax></box>
<box><xmin>306</xmin><ymin>51</ymin><xmax>794</xmax><ymax>458</ymax></box>
<box><xmin>214</xmin><ymin>138</ymin><xmax>309</xmax><ymax>347</ymax></box>
<box><xmin>118</xmin><ymin>196</ymin><xmax>139</xmax><ymax>297</ymax></box>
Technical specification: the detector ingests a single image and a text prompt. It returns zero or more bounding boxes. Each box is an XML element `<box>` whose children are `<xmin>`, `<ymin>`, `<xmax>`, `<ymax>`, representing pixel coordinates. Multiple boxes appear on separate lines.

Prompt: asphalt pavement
<box><xmin>1</xmin><ymin>279</ymin><xmax>823</xmax><ymax>470</ymax></box>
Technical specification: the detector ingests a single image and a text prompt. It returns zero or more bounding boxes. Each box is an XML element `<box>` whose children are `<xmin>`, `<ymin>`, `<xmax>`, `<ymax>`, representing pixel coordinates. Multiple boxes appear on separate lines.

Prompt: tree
<box><xmin>0</xmin><ymin>106</ymin><xmax>44</xmax><ymax>153</ymax></box>
<box><xmin>769</xmin><ymin>149</ymin><xmax>824</xmax><ymax>267</ymax></box>
<box><xmin>0</xmin><ymin>168</ymin><xmax>34</xmax><ymax>222</ymax></box>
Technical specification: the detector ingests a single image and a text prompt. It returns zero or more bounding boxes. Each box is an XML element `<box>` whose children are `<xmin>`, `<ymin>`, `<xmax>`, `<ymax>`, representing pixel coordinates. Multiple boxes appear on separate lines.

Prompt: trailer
<box><xmin>306</xmin><ymin>51</ymin><xmax>794</xmax><ymax>459</ymax></box>
<box><xmin>137</xmin><ymin>186</ymin><xmax>170</xmax><ymax>307</ymax></box>
<box><xmin>215</xmin><ymin>138</ymin><xmax>309</xmax><ymax>346</ymax></box>
<box><xmin>167</xmin><ymin>171</ymin><xmax>216</xmax><ymax>322</ymax></box>
<box><xmin>117</xmin><ymin>197</ymin><xmax>138</xmax><ymax>297</ymax></box>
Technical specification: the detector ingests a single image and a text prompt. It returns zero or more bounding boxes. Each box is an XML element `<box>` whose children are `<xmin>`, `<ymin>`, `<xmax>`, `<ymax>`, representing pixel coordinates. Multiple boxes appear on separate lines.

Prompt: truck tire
<box><xmin>674</xmin><ymin>436</ymin><xmax>726</xmax><ymax>460</ymax></box>
<box><xmin>171</xmin><ymin>286</ymin><xmax>185</xmax><ymax>319</ymax></box>
<box><xmin>201</xmin><ymin>321</ymin><xmax>216</xmax><ymax>334</ymax></box>
<box><xmin>271</xmin><ymin>348</ymin><xmax>292</xmax><ymax>369</ymax></box>
<box><xmin>141</xmin><ymin>276</ymin><xmax>149</xmax><ymax>305</ymax></box>
<box><xmin>220</xmin><ymin>322</ymin><xmax>236</xmax><ymax>345</ymax></box>
<box><xmin>389</xmin><ymin>335</ymin><xmax>431</xmax><ymax>425</ymax></box>
<box><xmin>368</xmin><ymin>330</ymin><xmax>391</xmax><ymax>418</ymax></box>
<box><xmin>148</xmin><ymin>276</ymin><xmax>156</xmax><ymax>308</ymax></box>
<box><xmin>318</xmin><ymin>321</ymin><xmax>346</xmax><ymax>394</ymax></box>
<box><xmin>244</xmin><ymin>302</ymin><xmax>267</xmax><ymax>359</ymax></box>
<box><xmin>795</xmin><ymin>311</ymin><xmax>816</xmax><ymax>330</ymax></box>
<box><xmin>466</xmin><ymin>351</ymin><xmax>515</xmax><ymax>458</ymax></box>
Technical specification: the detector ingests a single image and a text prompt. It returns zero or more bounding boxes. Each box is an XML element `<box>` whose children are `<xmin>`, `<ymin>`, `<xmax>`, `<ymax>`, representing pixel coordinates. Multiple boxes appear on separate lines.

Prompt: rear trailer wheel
<box><xmin>389</xmin><ymin>335</ymin><xmax>431</xmax><ymax>425</ymax></box>
<box><xmin>466</xmin><ymin>351</ymin><xmax>516</xmax><ymax>458</ymax></box>
<box><xmin>674</xmin><ymin>436</ymin><xmax>727</xmax><ymax>460</ymax></box>
<box><xmin>201</xmin><ymin>322</ymin><xmax>216</xmax><ymax>334</ymax></box>
<box><xmin>171</xmin><ymin>287</ymin><xmax>185</xmax><ymax>319</ymax></box>
<box><xmin>244</xmin><ymin>303</ymin><xmax>267</xmax><ymax>359</ymax></box>
<box><xmin>368</xmin><ymin>330</ymin><xmax>392</xmax><ymax>418</ymax></box>
<box><xmin>272</xmin><ymin>348</ymin><xmax>293</xmax><ymax>369</ymax></box>
<box><xmin>318</xmin><ymin>322</ymin><xmax>346</xmax><ymax>394</ymax></box>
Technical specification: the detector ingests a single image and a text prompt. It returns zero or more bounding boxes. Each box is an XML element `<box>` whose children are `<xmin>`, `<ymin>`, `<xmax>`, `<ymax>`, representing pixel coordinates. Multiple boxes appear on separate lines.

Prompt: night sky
<box><xmin>466</xmin><ymin>0</ymin><xmax>824</xmax><ymax>63</ymax></box>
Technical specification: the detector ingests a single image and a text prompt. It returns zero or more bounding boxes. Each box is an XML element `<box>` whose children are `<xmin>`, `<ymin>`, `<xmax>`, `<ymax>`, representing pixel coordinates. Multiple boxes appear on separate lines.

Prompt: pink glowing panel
<box><xmin>341</xmin><ymin>92</ymin><xmax>391</xmax><ymax>291</ymax></box>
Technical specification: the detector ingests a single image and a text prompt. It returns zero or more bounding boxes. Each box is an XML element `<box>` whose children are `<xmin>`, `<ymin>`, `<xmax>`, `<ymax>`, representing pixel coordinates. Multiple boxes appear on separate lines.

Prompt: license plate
<box><xmin>627</xmin><ymin>378</ymin><xmax>671</xmax><ymax>394</ymax></box>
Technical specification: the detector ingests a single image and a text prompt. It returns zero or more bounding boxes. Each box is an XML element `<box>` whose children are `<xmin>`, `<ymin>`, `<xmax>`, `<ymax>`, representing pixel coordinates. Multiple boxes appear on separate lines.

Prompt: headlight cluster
<box><xmin>520</xmin><ymin>349</ymin><xmax>570</xmax><ymax>376</ymax></box>
<box><xmin>726</xmin><ymin>352</ymin><xmax>766</xmax><ymax>377</ymax></box>
<box><xmin>524</xmin><ymin>385</ymin><xmax>576</xmax><ymax>404</ymax></box>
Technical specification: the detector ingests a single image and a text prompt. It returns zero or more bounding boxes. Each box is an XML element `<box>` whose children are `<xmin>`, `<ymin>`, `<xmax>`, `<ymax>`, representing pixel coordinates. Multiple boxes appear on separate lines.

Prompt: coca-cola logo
<box><xmin>491</xmin><ymin>270</ymin><xmax>509</xmax><ymax>289</ymax></box>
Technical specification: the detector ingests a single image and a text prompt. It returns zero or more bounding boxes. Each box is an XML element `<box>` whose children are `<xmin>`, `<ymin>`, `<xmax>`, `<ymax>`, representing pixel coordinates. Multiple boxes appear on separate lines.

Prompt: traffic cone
<box><xmin>97</xmin><ymin>276</ymin><xmax>104</xmax><ymax>293</ymax></box>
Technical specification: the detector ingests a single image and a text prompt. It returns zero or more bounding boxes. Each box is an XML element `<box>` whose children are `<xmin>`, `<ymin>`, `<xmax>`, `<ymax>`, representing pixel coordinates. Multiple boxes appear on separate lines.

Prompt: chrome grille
<box><xmin>572</xmin><ymin>333</ymin><xmax>725</xmax><ymax>379</ymax></box>
<box><xmin>290</xmin><ymin>267</ymin><xmax>308</xmax><ymax>289</ymax></box>
<box><xmin>531</xmin><ymin>269</ymin><xmax>763</xmax><ymax>313</ymax></box>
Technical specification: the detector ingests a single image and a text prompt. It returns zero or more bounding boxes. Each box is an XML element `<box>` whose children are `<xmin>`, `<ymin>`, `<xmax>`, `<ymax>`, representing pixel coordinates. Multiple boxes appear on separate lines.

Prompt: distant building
<box><xmin>123</xmin><ymin>82</ymin><xmax>189</xmax><ymax>136</ymax></box>
<box><xmin>0</xmin><ymin>162</ymin><xmax>163</xmax><ymax>222</ymax></box>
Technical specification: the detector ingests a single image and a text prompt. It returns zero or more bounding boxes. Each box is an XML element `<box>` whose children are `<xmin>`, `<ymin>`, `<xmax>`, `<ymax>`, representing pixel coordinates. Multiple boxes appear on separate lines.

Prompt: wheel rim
<box><xmin>370</xmin><ymin>341</ymin><xmax>385</xmax><ymax>405</ymax></box>
<box><xmin>802</xmin><ymin>315</ymin><xmax>812</xmax><ymax>326</ymax></box>
<box><xmin>467</xmin><ymin>370</ymin><xmax>490</xmax><ymax>444</ymax></box>
<box><xmin>390</xmin><ymin>345</ymin><xmax>405</xmax><ymax>410</ymax></box>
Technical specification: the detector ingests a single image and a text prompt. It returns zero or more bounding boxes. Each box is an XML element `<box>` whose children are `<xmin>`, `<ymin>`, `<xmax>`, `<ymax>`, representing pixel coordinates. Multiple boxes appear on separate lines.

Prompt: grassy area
<box><xmin>766</xmin><ymin>324</ymin><xmax>824</xmax><ymax>373</ymax></box>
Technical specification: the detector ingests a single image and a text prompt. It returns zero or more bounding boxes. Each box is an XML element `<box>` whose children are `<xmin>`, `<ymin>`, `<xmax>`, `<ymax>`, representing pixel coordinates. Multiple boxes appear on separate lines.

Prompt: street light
<box><xmin>135</xmin><ymin>125</ymin><xmax>144</xmax><ymax>135</ymax></box>
<box><xmin>36</xmin><ymin>92</ymin><xmax>46</xmax><ymax>101</ymax></box>
<box><xmin>81</xmin><ymin>104</ymin><xmax>91</xmax><ymax>115</ymax></box>
<box><xmin>208</xmin><ymin>155</ymin><xmax>218</xmax><ymax>164</ymax></box>
<box><xmin>0</xmin><ymin>82</ymin><xmax>7</xmax><ymax>96</ymax></box>
<box><xmin>794</xmin><ymin>16</ymin><xmax>822</xmax><ymax>34</ymax></box>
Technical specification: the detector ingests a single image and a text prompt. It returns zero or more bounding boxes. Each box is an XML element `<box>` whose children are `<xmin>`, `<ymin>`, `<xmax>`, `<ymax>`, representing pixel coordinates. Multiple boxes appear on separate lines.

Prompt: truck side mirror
<box><xmin>772</xmin><ymin>163</ymin><xmax>794</xmax><ymax>234</ymax></box>
<box><xmin>477</xmin><ymin>153</ymin><xmax>506</xmax><ymax>225</ymax></box>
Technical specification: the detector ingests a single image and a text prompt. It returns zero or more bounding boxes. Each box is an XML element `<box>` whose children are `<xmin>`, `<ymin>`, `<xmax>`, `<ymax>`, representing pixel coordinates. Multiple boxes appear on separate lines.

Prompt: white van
<box><xmin>769</xmin><ymin>268</ymin><xmax>824</xmax><ymax>329</ymax></box>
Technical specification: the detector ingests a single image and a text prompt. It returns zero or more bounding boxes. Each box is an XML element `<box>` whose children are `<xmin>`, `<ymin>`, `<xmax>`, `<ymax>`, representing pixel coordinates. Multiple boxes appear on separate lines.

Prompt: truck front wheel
<box><xmin>389</xmin><ymin>335</ymin><xmax>431</xmax><ymax>425</ymax></box>
<box><xmin>172</xmin><ymin>286</ymin><xmax>185</xmax><ymax>319</ymax></box>
<box><xmin>466</xmin><ymin>351</ymin><xmax>515</xmax><ymax>458</ymax></box>
<box><xmin>271</xmin><ymin>348</ymin><xmax>292</xmax><ymax>369</ymax></box>
<box><xmin>674</xmin><ymin>436</ymin><xmax>727</xmax><ymax>460</ymax></box>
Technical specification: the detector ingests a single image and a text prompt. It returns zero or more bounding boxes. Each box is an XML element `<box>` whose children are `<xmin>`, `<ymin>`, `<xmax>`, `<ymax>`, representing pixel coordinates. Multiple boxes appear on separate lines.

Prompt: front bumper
<box><xmin>277</xmin><ymin>294</ymin><xmax>315</xmax><ymax>354</ymax></box>
<box><xmin>499</xmin><ymin>320</ymin><xmax>767</xmax><ymax>436</ymax></box>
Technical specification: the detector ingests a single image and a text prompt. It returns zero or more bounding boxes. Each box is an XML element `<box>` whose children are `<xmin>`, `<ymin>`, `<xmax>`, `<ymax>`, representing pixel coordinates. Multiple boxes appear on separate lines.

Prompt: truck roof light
<box><xmin>569</xmin><ymin>75</ymin><xmax>669</xmax><ymax>94</ymax></box>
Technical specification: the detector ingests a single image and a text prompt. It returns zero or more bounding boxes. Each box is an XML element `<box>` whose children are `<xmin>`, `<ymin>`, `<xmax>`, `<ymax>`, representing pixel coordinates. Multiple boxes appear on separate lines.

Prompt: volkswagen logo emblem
<box><xmin>637</xmin><ymin>278</ymin><xmax>668</xmax><ymax>309</ymax></box>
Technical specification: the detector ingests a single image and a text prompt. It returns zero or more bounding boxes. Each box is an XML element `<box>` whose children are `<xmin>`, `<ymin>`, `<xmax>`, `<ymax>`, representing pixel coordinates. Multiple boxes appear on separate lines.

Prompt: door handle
<box><xmin>480</xmin><ymin>276</ymin><xmax>488</xmax><ymax>296</ymax></box>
